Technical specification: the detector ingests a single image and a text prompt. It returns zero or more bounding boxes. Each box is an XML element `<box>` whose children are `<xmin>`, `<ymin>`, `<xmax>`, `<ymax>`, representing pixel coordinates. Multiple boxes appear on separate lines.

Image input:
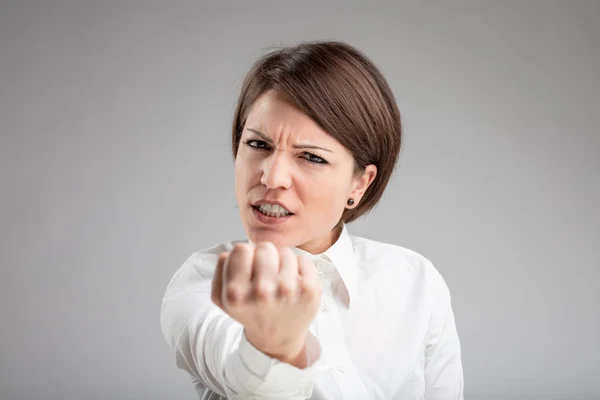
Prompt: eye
<box><xmin>244</xmin><ymin>139</ymin><xmax>270</xmax><ymax>150</ymax></box>
<box><xmin>301</xmin><ymin>152</ymin><xmax>329</xmax><ymax>165</ymax></box>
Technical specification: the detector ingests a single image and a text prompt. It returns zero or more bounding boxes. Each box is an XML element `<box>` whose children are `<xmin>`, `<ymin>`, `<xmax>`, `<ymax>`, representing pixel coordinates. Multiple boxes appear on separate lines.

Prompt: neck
<box><xmin>297</xmin><ymin>224</ymin><xmax>343</xmax><ymax>255</ymax></box>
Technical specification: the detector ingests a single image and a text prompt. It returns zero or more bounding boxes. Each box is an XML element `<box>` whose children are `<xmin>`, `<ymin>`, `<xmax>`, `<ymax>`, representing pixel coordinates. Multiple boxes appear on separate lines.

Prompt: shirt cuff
<box><xmin>225</xmin><ymin>332</ymin><xmax>333</xmax><ymax>397</ymax></box>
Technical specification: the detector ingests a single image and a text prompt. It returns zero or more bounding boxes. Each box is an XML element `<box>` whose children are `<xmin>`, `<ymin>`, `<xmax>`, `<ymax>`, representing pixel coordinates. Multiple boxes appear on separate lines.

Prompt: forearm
<box><xmin>245</xmin><ymin>329</ymin><xmax>321</xmax><ymax>370</ymax></box>
<box><xmin>170</xmin><ymin>309</ymin><xmax>324</xmax><ymax>398</ymax></box>
<box><xmin>161</xmin><ymin>260</ymin><xmax>328</xmax><ymax>398</ymax></box>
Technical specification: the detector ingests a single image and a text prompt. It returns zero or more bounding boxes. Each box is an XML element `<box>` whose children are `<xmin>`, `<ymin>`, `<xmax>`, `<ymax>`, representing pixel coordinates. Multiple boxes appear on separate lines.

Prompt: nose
<box><xmin>260</xmin><ymin>152</ymin><xmax>292</xmax><ymax>189</ymax></box>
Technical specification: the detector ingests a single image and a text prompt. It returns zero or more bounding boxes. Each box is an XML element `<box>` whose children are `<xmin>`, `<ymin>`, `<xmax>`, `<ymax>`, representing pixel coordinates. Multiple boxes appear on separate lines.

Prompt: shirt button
<box><xmin>321</xmin><ymin>303</ymin><xmax>328</xmax><ymax>312</ymax></box>
<box><xmin>316</xmin><ymin>260</ymin><xmax>325</xmax><ymax>269</ymax></box>
<box><xmin>337</xmin><ymin>364</ymin><xmax>346</xmax><ymax>372</ymax></box>
<box><xmin>317</xmin><ymin>271</ymin><xmax>324</xmax><ymax>279</ymax></box>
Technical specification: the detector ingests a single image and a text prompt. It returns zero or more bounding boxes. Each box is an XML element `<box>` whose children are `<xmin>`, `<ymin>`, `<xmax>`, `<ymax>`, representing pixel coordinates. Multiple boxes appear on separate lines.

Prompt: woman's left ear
<box><xmin>348</xmin><ymin>165</ymin><xmax>377</xmax><ymax>207</ymax></box>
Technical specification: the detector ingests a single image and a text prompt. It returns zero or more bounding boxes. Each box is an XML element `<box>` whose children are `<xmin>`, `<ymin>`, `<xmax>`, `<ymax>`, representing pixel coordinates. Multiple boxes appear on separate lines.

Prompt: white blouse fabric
<box><xmin>160</xmin><ymin>224</ymin><xmax>464</xmax><ymax>399</ymax></box>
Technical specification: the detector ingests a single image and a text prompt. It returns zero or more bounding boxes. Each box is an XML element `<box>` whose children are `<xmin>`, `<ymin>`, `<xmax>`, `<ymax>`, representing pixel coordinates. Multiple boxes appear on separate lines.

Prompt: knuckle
<box><xmin>277</xmin><ymin>280</ymin><xmax>295</xmax><ymax>296</ymax></box>
<box><xmin>256</xmin><ymin>241</ymin><xmax>277</xmax><ymax>254</ymax></box>
<box><xmin>225</xmin><ymin>283</ymin><xmax>244</xmax><ymax>304</ymax></box>
<box><xmin>302</xmin><ymin>280</ymin><xmax>321</xmax><ymax>299</ymax></box>
<box><xmin>231</xmin><ymin>243</ymin><xmax>252</xmax><ymax>256</ymax></box>
<box><xmin>225</xmin><ymin>252</ymin><xmax>253</xmax><ymax>274</ymax></box>
<box><xmin>255</xmin><ymin>241</ymin><xmax>268</xmax><ymax>249</ymax></box>
<box><xmin>254</xmin><ymin>280</ymin><xmax>274</xmax><ymax>299</ymax></box>
<box><xmin>231</xmin><ymin>243</ymin><xmax>245</xmax><ymax>252</ymax></box>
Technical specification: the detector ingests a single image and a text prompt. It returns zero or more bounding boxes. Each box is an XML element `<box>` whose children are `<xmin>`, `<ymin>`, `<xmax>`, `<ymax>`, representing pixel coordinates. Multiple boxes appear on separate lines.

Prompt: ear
<box><xmin>347</xmin><ymin>164</ymin><xmax>377</xmax><ymax>208</ymax></box>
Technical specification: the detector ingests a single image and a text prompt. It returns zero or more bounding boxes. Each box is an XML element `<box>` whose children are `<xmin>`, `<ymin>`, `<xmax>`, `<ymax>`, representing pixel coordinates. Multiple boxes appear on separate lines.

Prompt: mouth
<box><xmin>252</xmin><ymin>203</ymin><xmax>294</xmax><ymax>218</ymax></box>
<box><xmin>251</xmin><ymin>202</ymin><xmax>294</xmax><ymax>225</ymax></box>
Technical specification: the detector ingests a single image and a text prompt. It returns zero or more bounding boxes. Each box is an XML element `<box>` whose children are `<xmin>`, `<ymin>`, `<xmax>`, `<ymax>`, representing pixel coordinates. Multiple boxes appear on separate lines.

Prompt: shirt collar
<box><xmin>246</xmin><ymin>224</ymin><xmax>358</xmax><ymax>308</ymax></box>
<box><xmin>320</xmin><ymin>223</ymin><xmax>357</xmax><ymax>308</ymax></box>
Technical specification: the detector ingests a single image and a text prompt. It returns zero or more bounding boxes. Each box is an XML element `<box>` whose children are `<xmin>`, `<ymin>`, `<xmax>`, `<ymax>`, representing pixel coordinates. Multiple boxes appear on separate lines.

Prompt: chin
<box><xmin>250</xmin><ymin>230</ymin><xmax>286</xmax><ymax>245</ymax></box>
<box><xmin>246</xmin><ymin>227</ymin><xmax>296</xmax><ymax>248</ymax></box>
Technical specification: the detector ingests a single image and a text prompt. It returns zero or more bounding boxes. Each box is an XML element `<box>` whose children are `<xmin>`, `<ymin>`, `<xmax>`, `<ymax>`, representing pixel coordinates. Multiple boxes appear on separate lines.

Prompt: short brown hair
<box><xmin>231</xmin><ymin>40</ymin><xmax>402</xmax><ymax>224</ymax></box>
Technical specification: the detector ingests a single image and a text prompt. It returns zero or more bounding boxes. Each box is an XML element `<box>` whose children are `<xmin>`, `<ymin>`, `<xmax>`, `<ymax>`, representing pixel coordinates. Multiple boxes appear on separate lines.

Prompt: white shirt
<box><xmin>160</xmin><ymin>224</ymin><xmax>464</xmax><ymax>399</ymax></box>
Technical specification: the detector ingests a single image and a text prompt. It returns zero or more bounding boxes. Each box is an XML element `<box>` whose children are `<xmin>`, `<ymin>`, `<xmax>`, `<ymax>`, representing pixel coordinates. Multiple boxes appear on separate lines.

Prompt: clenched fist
<box><xmin>211</xmin><ymin>242</ymin><xmax>322</xmax><ymax>366</ymax></box>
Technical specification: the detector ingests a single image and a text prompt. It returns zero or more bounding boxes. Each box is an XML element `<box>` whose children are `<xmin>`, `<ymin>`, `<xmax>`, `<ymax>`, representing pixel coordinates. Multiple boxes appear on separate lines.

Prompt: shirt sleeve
<box><xmin>423</xmin><ymin>268</ymin><xmax>465</xmax><ymax>400</ymax></box>
<box><xmin>160</xmin><ymin>252</ymin><xmax>331</xmax><ymax>399</ymax></box>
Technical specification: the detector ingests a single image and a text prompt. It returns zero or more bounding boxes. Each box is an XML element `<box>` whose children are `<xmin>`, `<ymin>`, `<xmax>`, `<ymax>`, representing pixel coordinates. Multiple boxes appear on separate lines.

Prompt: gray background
<box><xmin>1</xmin><ymin>1</ymin><xmax>598</xmax><ymax>399</ymax></box>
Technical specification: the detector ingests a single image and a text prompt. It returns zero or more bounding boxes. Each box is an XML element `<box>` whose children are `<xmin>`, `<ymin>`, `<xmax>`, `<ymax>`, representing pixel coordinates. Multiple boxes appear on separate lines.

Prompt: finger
<box><xmin>297</xmin><ymin>255</ymin><xmax>321</xmax><ymax>301</ymax></box>
<box><xmin>224</xmin><ymin>243</ymin><xmax>254</xmax><ymax>283</ymax></box>
<box><xmin>223</xmin><ymin>244</ymin><xmax>254</xmax><ymax>305</ymax></box>
<box><xmin>276</xmin><ymin>247</ymin><xmax>300</xmax><ymax>299</ymax></box>
<box><xmin>211</xmin><ymin>252</ymin><xmax>228</xmax><ymax>309</ymax></box>
<box><xmin>252</xmin><ymin>242</ymin><xmax>280</xmax><ymax>302</ymax></box>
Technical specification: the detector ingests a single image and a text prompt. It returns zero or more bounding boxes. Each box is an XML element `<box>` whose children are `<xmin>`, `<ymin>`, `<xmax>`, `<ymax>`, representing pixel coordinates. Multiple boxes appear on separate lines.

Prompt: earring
<box><xmin>347</xmin><ymin>198</ymin><xmax>355</xmax><ymax>206</ymax></box>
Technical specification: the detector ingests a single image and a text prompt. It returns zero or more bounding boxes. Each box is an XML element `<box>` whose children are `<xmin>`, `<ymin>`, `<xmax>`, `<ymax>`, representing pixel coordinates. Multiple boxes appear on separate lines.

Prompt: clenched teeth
<box><xmin>258</xmin><ymin>203</ymin><xmax>291</xmax><ymax>218</ymax></box>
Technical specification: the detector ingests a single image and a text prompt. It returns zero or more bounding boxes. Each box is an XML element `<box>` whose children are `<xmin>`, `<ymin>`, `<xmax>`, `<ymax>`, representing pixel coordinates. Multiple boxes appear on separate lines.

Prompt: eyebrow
<box><xmin>246</xmin><ymin>128</ymin><xmax>333</xmax><ymax>153</ymax></box>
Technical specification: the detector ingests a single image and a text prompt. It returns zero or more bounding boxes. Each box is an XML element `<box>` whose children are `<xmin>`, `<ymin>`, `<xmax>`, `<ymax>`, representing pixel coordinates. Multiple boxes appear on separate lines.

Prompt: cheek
<box><xmin>234</xmin><ymin>156</ymin><xmax>244</xmax><ymax>177</ymax></box>
<box><xmin>301</xmin><ymin>172</ymin><xmax>348</xmax><ymax>208</ymax></box>
<box><xmin>234</xmin><ymin>156</ymin><xmax>249</xmax><ymax>193</ymax></box>
<box><xmin>235</xmin><ymin>152</ymin><xmax>261</xmax><ymax>190</ymax></box>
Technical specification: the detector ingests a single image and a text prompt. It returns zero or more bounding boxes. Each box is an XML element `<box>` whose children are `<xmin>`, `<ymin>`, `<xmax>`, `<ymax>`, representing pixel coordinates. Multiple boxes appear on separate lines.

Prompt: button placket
<box><xmin>312</xmin><ymin>270</ymin><xmax>370</xmax><ymax>399</ymax></box>
<box><xmin>321</xmin><ymin>298</ymin><xmax>328</xmax><ymax>313</ymax></box>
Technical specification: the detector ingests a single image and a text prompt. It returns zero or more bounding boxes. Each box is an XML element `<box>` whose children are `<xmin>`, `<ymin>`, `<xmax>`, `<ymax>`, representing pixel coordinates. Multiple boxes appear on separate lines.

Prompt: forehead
<box><xmin>244</xmin><ymin>90</ymin><xmax>339</xmax><ymax>146</ymax></box>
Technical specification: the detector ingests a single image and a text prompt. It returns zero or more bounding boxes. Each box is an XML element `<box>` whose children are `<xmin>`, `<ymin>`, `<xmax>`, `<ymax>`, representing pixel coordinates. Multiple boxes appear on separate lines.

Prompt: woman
<box><xmin>161</xmin><ymin>40</ymin><xmax>464</xmax><ymax>399</ymax></box>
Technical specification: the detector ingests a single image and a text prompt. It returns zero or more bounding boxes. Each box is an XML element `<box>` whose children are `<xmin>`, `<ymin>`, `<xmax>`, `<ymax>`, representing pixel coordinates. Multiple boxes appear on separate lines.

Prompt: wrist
<box><xmin>244</xmin><ymin>329</ymin><xmax>313</xmax><ymax>368</ymax></box>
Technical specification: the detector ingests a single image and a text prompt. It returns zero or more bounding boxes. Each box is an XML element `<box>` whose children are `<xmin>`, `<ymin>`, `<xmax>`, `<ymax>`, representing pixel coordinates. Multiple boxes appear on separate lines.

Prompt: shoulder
<box><xmin>185</xmin><ymin>240</ymin><xmax>236</xmax><ymax>272</ymax></box>
<box><xmin>350</xmin><ymin>234</ymin><xmax>449</xmax><ymax>293</ymax></box>
<box><xmin>165</xmin><ymin>239</ymin><xmax>246</xmax><ymax>288</ymax></box>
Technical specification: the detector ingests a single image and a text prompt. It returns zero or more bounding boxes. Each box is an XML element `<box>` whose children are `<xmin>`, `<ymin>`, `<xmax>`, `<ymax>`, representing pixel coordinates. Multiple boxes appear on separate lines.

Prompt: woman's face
<box><xmin>235</xmin><ymin>90</ymin><xmax>376</xmax><ymax>253</ymax></box>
